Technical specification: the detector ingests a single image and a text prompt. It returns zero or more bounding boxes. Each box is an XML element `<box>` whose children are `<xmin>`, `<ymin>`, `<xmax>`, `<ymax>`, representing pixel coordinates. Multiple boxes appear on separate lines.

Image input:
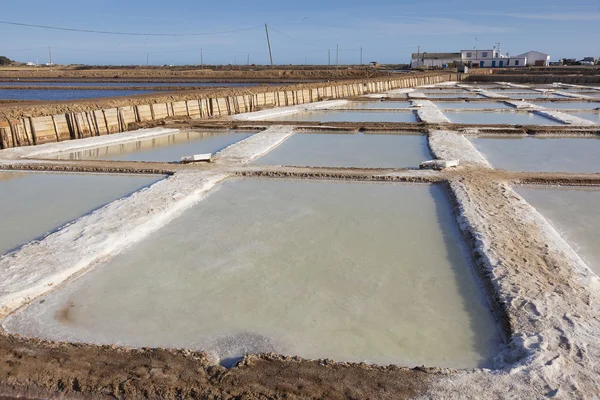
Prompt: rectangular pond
<box><xmin>0</xmin><ymin>171</ymin><xmax>161</xmax><ymax>255</ymax></box>
<box><xmin>334</xmin><ymin>101</ymin><xmax>412</xmax><ymax>109</ymax></box>
<box><xmin>264</xmin><ymin>110</ymin><xmax>418</xmax><ymax>123</ymax></box>
<box><xmin>532</xmin><ymin>102</ymin><xmax>600</xmax><ymax>110</ymax></box>
<box><xmin>0</xmin><ymin>89</ymin><xmax>156</xmax><ymax>101</ymax></box>
<box><xmin>55</xmin><ymin>130</ymin><xmax>255</xmax><ymax>162</ymax></box>
<box><xmin>471</xmin><ymin>137</ymin><xmax>600</xmax><ymax>172</ymax></box>
<box><xmin>517</xmin><ymin>187</ymin><xmax>600</xmax><ymax>275</ymax></box>
<box><xmin>566</xmin><ymin>112</ymin><xmax>600</xmax><ymax>124</ymax></box>
<box><xmin>505</xmin><ymin>93</ymin><xmax>560</xmax><ymax>99</ymax></box>
<box><xmin>435</xmin><ymin>101</ymin><xmax>511</xmax><ymax>109</ymax></box>
<box><xmin>254</xmin><ymin>132</ymin><xmax>430</xmax><ymax>168</ymax></box>
<box><xmin>420</xmin><ymin>93</ymin><xmax>484</xmax><ymax>98</ymax></box>
<box><xmin>445</xmin><ymin>111</ymin><xmax>562</xmax><ymax>125</ymax></box>
<box><xmin>3</xmin><ymin>179</ymin><xmax>501</xmax><ymax>368</ymax></box>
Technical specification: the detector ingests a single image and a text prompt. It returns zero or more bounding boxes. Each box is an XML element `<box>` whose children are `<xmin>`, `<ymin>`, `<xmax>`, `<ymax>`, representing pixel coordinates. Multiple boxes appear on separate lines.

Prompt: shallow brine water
<box><xmin>434</xmin><ymin>101</ymin><xmax>511</xmax><ymax>109</ymax></box>
<box><xmin>532</xmin><ymin>102</ymin><xmax>600</xmax><ymax>110</ymax></box>
<box><xmin>445</xmin><ymin>111</ymin><xmax>562</xmax><ymax>125</ymax></box>
<box><xmin>420</xmin><ymin>93</ymin><xmax>483</xmax><ymax>98</ymax></box>
<box><xmin>566</xmin><ymin>112</ymin><xmax>600</xmax><ymax>124</ymax></box>
<box><xmin>254</xmin><ymin>133</ymin><xmax>430</xmax><ymax>168</ymax></box>
<box><xmin>517</xmin><ymin>187</ymin><xmax>600</xmax><ymax>275</ymax></box>
<box><xmin>0</xmin><ymin>172</ymin><xmax>161</xmax><ymax>255</ymax></box>
<box><xmin>3</xmin><ymin>180</ymin><xmax>501</xmax><ymax>368</ymax></box>
<box><xmin>0</xmin><ymin>89</ymin><xmax>156</xmax><ymax>101</ymax></box>
<box><xmin>506</xmin><ymin>93</ymin><xmax>560</xmax><ymax>99</ymax></box>
<box><xmin>0</xmin><ymin>82</ymin><xmax>260</xmax><ymax>88</ymax></box>
<box><xmin>264</xmin><ymin>110</ymin><xmax>418</xmax><ymax>123</ymax></box>
<box><xmin>471</xmin><ymin>137</ymin><xmax>600</xmax><ymax>172</ymax></box>
<box><xmin>334</xmin><ymin>101</ymin><xmax>412</xmax><ymax>109</ymax></box>
<box><xmin>55</xmin><ymin>130</ymin><xmax>255</xmax><ymax>162</ymax></box>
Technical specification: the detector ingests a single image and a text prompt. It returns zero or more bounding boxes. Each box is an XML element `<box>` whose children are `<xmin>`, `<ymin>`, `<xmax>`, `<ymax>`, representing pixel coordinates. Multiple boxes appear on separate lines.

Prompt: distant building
<box><xmin>516</xmin><ymin>51</ymin><xmax>551</xmax><ymax>66</ymax></box>
<box><xmin>460</xmin><ymin>49</ymin><xmax>509</xmax><ymax>68</ymax></box>
<box><xmin>580</xmin><ymin>57</ymin><xmax>597</xmax><ymax>65</ymax></box>
<box><xmin>411</xmin><ymin>47</ymin><xmax>551</xmax><ymax>69</ymax></box>
<box><xmin>410</xmin><ymin>52</ymin><xmax>462</xmax><ymax>68</ymax></box>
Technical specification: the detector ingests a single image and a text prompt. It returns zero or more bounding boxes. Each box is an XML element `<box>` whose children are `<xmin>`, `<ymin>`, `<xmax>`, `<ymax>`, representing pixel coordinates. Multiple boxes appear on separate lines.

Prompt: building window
<box><xmin>482</xmin><ymin>52</ymin><xmax>488</xmax><ymax>57</ymax></box>
<box><xmin>515</xmin><ymin>60</ymin><xmax>520</xmax><ymax>66</ymax></box>
<box><xmin>466</xmin><ymin>52</ymin><xmax>472</xmax><ymax>57</ymax></box>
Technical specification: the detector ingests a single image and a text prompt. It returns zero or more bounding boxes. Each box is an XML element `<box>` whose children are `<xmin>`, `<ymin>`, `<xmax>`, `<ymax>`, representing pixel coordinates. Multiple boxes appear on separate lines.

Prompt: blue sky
<box><xmin>1</xmin><ymin>0</ymin><xmax>599</xmax><ymax>65</ymax></box>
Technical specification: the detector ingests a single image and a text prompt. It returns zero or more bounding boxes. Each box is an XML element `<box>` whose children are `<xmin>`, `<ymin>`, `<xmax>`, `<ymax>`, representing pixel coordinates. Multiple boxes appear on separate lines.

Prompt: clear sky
<box><xmin>1</xmin><ymin>0</ymin><xmax>599</xmax><ymax>66</ymax></box>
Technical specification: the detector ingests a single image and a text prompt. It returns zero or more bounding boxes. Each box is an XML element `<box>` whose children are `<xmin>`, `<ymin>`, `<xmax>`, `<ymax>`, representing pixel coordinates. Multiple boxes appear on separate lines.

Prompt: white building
<box><xmin>516</xmin><ymin>51</ymin><xmax>551</xmax><ymax>66</ymax></box>
<box><xmin>411</xmin><ymin>47</ymin><xmax>550</xmax><ymax>69</ymax></box>
<box><xmin>460</xmin><ymin>49</ymin><xmax>509</xmax><ymax>68</ymax></box>
<box><xmin>410</xmin><ymin>52</ymin><xmax>462</xmax><ymax>68</ymax></box>
<box><xmin>504</xmin><ymin>56</ymin><xmax>527</xmax><ymax>68</ymax></box>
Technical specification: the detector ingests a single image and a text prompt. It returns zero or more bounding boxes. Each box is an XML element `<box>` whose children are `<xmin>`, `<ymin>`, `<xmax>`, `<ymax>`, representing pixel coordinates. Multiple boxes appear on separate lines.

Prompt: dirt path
<box><xmin>0</xmin><ymin>333</ymin><xmax>430</xmax><ymax>399</ymax></box>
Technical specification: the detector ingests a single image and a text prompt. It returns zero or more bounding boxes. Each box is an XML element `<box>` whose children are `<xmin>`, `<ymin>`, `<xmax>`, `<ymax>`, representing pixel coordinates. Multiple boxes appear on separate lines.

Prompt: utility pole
<box><xmin>360</xmin><ymin>47</ymin><xmax>363</xmax><ymax>65</ymax></box>
<box><xmin>305</xmin><ymin>56</ymin><xmax>307</xmax><ymax>65</ymax></box>
<box><xmin>200</xmin><ymin>48</ymin><xmax>203</xmax><ymax>69</ymax></box>
<box><xmin>146</xmin><ymin>52</ymin><xmax>149</xmax><ymax>66</ymax></box>
<box><xmin>48</xmin><ymin>46</ymin><xmax>52</xmax><ymax>65</ymax></box>
<box><xmin>328</xmin><ymin>49</ymin><xmax>331</xmax><ymax>66</ymax></box>
<box><xmin>265</xmin><ymin>23</ymin><xmax>274</xmax><ymax>67</ymax></box>
<box><xmin>247</xmin><ymin>53</ymin><xmax>250</xmax><ymax>65</ymax></box>
<box><xmin>336</xmin><ymin>44</ymin><xmax>339</xmax><ymax>66</ymax></box>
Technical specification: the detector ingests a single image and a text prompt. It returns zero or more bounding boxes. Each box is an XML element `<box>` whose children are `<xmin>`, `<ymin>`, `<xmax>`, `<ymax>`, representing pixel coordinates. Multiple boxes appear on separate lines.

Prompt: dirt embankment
<box><xmin>0</xmin><ymin>65</ymin><xmax>390</xmax><ymax>82</ymax></box>
<box><xmin>0</xmin><ymin>332</ymin><xmax>430</xmax><ymax>399</ymax></box>
<box><xmin>0</xmin><ymin>72</ymin><xmax>438</xmax><ymax>121</ymax></box>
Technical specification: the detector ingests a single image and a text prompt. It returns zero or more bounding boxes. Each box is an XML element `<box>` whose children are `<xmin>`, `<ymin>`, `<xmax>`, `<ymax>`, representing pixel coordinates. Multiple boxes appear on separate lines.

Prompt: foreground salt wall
<box><xmin>0</xmin><ymin>73</ymin><xmax>458</xmax><ymax>149</ymax></box>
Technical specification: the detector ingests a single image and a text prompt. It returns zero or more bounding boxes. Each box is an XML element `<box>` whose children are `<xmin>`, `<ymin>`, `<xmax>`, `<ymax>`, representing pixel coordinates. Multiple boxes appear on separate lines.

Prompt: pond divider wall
<box><xmin>0</xmin><ymin>73</ymin><xmax>459</xmax><ymax>149</ymax></box>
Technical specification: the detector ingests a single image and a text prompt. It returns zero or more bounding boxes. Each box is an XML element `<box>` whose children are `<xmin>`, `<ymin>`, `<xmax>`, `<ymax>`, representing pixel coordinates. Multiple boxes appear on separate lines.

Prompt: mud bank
<box><xmin>0</xmin><ymin>72</ymin><xmax>457</xmax><ymax>149</ymax></box>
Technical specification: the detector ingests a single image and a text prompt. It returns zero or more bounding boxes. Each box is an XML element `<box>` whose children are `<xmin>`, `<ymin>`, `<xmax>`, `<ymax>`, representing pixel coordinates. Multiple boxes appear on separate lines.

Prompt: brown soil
<box><xmin>0</xmin><ymin>79</ymin><xmax>386</xmax><ymax>121</ymax></box>
<box><xmin>0</xmin><ymin>65</ymin><xmax>387</xmax><ymax>82</ymax></box>
<box><xmin>0</xmin><ymin>331</ymin><xmax>431</xmax><ymax>399</ymax></box>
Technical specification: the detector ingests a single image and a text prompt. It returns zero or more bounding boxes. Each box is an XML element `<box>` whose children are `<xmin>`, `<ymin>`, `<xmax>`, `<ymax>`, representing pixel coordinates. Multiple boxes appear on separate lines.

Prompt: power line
<box><xmin>267</xmin><ymin>25</ymin><xmax>330</xmax><ymax>48</ymax></box>
<box><xmin>0</xmin><ymin>20</ymin><xmax>262</xmax><ymax>37</ymax></box>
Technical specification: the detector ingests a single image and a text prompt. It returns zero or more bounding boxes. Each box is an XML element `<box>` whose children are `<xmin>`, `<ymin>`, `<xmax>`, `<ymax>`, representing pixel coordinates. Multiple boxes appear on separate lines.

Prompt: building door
<box><xmin>499</xmin><ymin>61</ymin><xmax>504</xmax><ymax>67</ymax></box>
<box><xmin>480</xmin><ymin>61</ymin><xmax>485</xmax><ymax>68</ymax></box>
<box><xmin>492</xmin><ymin>61</ymin><xmax>496</xmax><ymax>67</ymax></box>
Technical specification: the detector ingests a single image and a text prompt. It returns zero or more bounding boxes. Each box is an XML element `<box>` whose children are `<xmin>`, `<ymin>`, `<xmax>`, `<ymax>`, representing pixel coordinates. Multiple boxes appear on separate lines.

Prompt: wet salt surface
<box><xmin>264</xmin><ymin>110</ymin><xmax>418</xmax><ymax>123</ymax></box>
<box><xmin>471</xmin><ymin>137</ymin><xmax>600</xmax><ymax>172</ymax></box>
<box><xmin>0</xmin><ymin>82</ymin><xmax>261</xmax><ymax>88</ymax></box>
<box><xmin>445</xmin><ymin>111</ymin><xmax>562</xmax><ymax>125</ymax></box>
<box><xmin>566</xmin><ymin>112</ymin><xmax>600</xmax><ymax>124</ymax></box>
<box><xmin>55</xmin><ymin>130</ymin><xmax>256</xmax><ymax>162</ymax></box>
<box><xmin>0</xmin><ymin>172</ymin><xmax>161</xmax><ymax>255</ymax></box>
<box><xmin>3</xmin><ymin>180</ymin><xmax>501</xmax><ymax>368</ymax></box>
<box><xmin>435</xmin><ymin>101</ymin><xmax>511</xmax><ymax>109</ymax></box>
<box><xmin>506</xmin><ymin>93</ymin><xmax>560</xmax><ymax>99</ymax></box>
<box><xmin>420</xmin><ymin>93</ymin><xmax>483</xmax><ymax>98</ymax></box>
<box><xmin>0</xmin><ymin>89</ymin><xmax>155</xmax><ymax>101</ymax></box>
<box><xmin>518</xmin><ymin>187</ymin><xmax>600</xmax><ymax>275</ymax></box>
<box><xmin>254</xmin><ymin>133</ymin><xmax>430</xmax><ymax>168</ymax></box>
<box><xmin>334</xmin><ymin>101</ymin><xmax>412</xmax><ymax>109</ymax></box>
<box><xmin>532</xmin><ymin>102</ymin><xmax>600</xmax><ymax>110</ymax></box>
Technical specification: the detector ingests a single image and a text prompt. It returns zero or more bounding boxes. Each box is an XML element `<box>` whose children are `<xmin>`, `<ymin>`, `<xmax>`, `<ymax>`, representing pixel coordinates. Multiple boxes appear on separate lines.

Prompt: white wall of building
<box><xmin>411</xmin><ymin>57</ymin><xmax>461</xmax><ymax>68</ymax></box>
<box><xmin>517</xmin><ymin>51</ymin><xmax>550</xmax><ymax>66</ymax></box>
<box><xmin>506</xmin><ymin>57</ymin><xmax>527</xmax><ymax>67</ymax></box>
